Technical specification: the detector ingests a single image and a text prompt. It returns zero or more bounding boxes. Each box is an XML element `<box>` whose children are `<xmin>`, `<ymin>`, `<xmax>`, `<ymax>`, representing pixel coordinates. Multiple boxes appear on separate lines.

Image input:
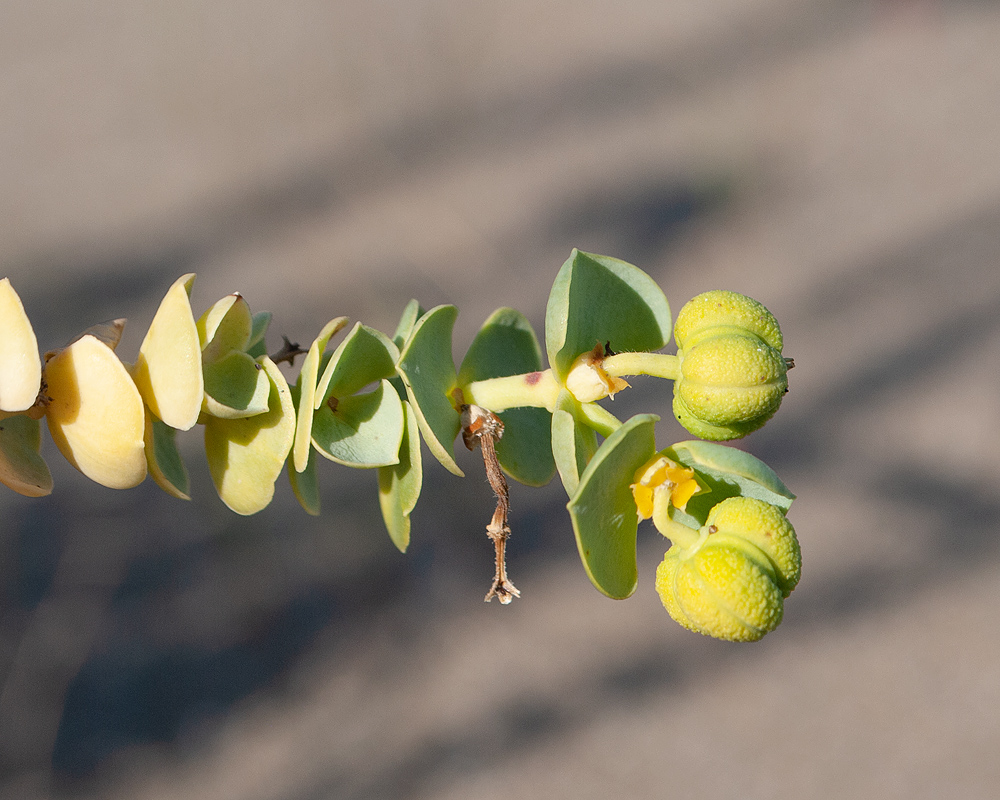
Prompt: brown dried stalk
<box><xmin>461</xmin><ymin>403</ymin><xmax>520</xmax><ymax>604</ymax></box>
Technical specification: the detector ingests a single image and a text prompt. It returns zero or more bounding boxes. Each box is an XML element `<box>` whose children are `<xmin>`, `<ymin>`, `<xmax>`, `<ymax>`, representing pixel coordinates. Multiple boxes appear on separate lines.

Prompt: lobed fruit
<box><xmin>672</xmin><ymin>290</ymin><xmax>788</xmax><ymax>441</ymax></box>
<box><xmin>655</xmin><ymin>497</ymin><xmax>799</xmax><ymax>641</ymax></box>
<box><xmin>673</xmin><ymin>289</ymin><xmax>782</xmax><ymax>352</ymax></box>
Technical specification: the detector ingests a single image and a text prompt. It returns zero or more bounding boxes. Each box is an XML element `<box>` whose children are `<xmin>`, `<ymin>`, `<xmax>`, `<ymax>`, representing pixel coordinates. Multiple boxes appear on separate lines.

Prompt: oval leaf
<box><xmin>288</xmin><ymin>444</ymin><xmax>321</xmax><ymax>516</ymax></box>
<box><xmin>202</xmin><ymin>349</ymin><xmax>271</xmax><ymax>418</ymax></box>
<box><xmin>664</xmin><ymin>440</ymin><xmax>796</xmax><ymax>528</ymax></box>
<box><xmin>459</xmin><ymin>307</ymin><xmax>554</xmax><ymax>486</ymax></box>
<box><xmin>133</xmin><ymin>273</ymin><xmax>203</xmax><ymax>430</ymax></box>
<box><xmin>0</xmin><ymin>413</ymin><xmax>52</xmax><ymax>497</ymax></box>
<box><xmin>544</xmin><ymin>250</ymin><xmax>672</xmax><ymax>382</ymax></box>
<box><xmin>246</xmin><ymin>311</ymin><xmax>273</xmax><ymax>358</ymax></box>
<box><xmin>567</xmin><ymin>413</ymin><xmax>658</xmax><ymax>599</ymax></box>
<box><xmin>0</xmin><ymin>278</ymin><xmax>42</xmax><ymax>413</ymax></box>
<box><xmin>144</xmin><ymin>408</ymin><xmax>190</xmax><ymax>500</ymax></box>
<box><xmin>550</xmin><ymin>389</ymin><xmax>597</xmax><ymax>497</ymax></box>
<box><xmin>396</xmin><ymin>304</ymin><xmax>463</xmax><ymax>476</ymax></box>
<box><xmin>315</xmin><ymin>322</ymin><xmax>399</xmax><ymax>404</ymax></box>
<box><xmin>392</xmin><ymin>299</ymin><xmax>425</xmax><ymax>349</ymax></box>
<box><xmin>292</xmin><ymin>317</ymin><xmax>349</xmax><ymax>473</ymax></box>
<box><xmin>311</xmin><ymin>379</ymin><xmax>404</xmax><ymax>468</ymax></box>
<box><xmin>198</xmin><ymin>293</ymin><xmax>251</xmax><ymax>361</ymax></box>
<box><xmin>44</xmin><ymin>334</ymin><xmax>147</xmax><ymax>489</ymax></box>
<box><xmin>203</xmin><ymin>356</ymin><xmax>295</xmax><ymax>515</ymax></box>
<box><xmin>378</xmin><ymin>399</ymin><xmax>422</xmax><ymax>552</ymax></box>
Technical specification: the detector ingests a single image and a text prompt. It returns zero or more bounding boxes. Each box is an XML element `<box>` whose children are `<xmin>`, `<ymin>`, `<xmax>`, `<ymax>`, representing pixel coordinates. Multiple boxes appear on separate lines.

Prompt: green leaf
<box><xmin>567</xmin><ymin>413</ymin><xmax>659</xmax><ymax>599</ymax></box>
<box><xmin>392</xmin><ymin>299</ymin><xmax>425</xmax><ymax>349</ymax></box>
<box><xmin>311</xmin><ymin>379</ymin><xmax>404</xmax><ymax>468</ymax></box>
<box><xmin>292</xmin><ymin>317</ymin><xmax>349</xmax><ymax>472</ymax></box>
<box><xmin>459</xmin><ymin>307</ymin><xmax>554</xmax><ymax>486</ymax></box>
<box><xmin>0</xmin><ymin>413</ymin><xmax>52</xmax><ymax>497</ymax></box>
<box><xmin>664</xmin><ymin>440</ymin><xmax>796</xmax><ymax>528</ymax></box>
<box><xmin>133</xmin><ymin>273</ymin><xmax>202</xmax><ymax>431</ymax></box>
<box><xmin>378</xmin><ymin>399</ymin><xmax>422</xmax><ymax>552</ymax></box>
<box><xmin>198</xmin><ymin>294</ymin><xmax>252</xmax><ymax>362</ymax></box>
<box><xmin>202</xmin><ymin>349</ymin><xmax>271</xmax><ymax>418</ymax></box>
<box><xmin>288</xmin><ymin>444</ymin><xmax>321</xmax><ymax>515</ymax></box>
<box><xmin>145</xmin><ymin>411</ymin><xmax>190</xmax><ymax>500</ymax></box>
<box><xmin>204</xmin><ymin>356</ymin><xmax>296</xmax><ymax>515</ymax></box>
<box><xmin>316</xmin><ymin>322</ymin><xmax>399</xmax><ymax>404</ymax></box>
<box><xmin>550</xmin><ymin>389</ymin><xmax>598</xmax><ymax>496</ymax></box>
<box><xmin>246</xmin><ymin>311</ymin><xmax>273</xmax><ymax>358</ymax></box>
<box><xmin>396</xmin><ymin>304</ymin><xmax>463</xmax><ymax>476</ymax></box>
<box><xmin>544</xmin><ymin>250</ymin><xmax>672</xmax><ymax>382</ymax></box>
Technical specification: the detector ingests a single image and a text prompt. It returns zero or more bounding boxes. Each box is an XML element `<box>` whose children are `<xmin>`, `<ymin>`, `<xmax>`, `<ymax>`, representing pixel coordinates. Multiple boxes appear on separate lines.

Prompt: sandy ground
<box><xmin>2</xmin><ymin>1</ymin><xmax>1000</xmax><ymax>798</ymax></box>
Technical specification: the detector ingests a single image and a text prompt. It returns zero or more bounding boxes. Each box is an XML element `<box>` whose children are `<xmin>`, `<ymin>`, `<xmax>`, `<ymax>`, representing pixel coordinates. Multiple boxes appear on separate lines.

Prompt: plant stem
<box><xmin>603</xmin><ymin>352</ymin><xmax>681</xmax><ymax>381</ymax></box>
<box><xmin>653</xmin><ymin>515</ymin><xmax>704</xmax><ymax>550</ymax></box>
<box><xmin>461</xmin><ymin>404</ymin><xmax>519</xmax><ymax>604</ymax></box>
<box><xmin>462</xmin><ymin>369</ymin><xmax>561</xmax><ymax>412</ymax></box>
<box><xmin>577</xmin><ymin>402</ymin><xmax>622</xmax><ymax>437</ymax></box>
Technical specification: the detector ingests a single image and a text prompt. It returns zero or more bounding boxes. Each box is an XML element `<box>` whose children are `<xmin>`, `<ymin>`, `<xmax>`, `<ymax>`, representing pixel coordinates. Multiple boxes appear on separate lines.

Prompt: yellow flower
<box><xmin>630</xmin><ymin>453</ymin><xmax>701</xmax><ymax>520</ymax></box>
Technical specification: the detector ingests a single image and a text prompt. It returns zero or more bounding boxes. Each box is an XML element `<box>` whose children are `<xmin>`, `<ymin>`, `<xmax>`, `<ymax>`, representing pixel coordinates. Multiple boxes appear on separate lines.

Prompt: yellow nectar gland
<box><xmin>630</xmin><ymin>454</ymin><xmax>700</xmax><ymax>519</ymax></box>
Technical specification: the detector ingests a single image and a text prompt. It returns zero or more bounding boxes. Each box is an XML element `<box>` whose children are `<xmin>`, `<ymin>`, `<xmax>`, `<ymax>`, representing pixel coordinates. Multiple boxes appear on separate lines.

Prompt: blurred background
<box><xmin>2</xmin><ymin>1</ymin><xmax>1000</xmax><ymax>797</ymax></box>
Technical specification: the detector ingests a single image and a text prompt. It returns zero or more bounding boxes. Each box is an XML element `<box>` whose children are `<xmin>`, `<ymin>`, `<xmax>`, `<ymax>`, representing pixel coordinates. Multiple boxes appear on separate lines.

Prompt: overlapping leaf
<box><xmin>459</xmin><ymin>307</ymin><xmax>554</xmax><ymax>487</ymax></box>
<box><xmin>378</xmin><ymin>400</ymin><xmax>422</xmax><ymax>552</ymax></box>
<box><xmin>0</xmin><ymin>278</ymin><xmax>41</xmax><ymax>413</ymax></box>
<box><xmin>204</xmin><ymin>356</ymin><xmax>295</xmax><ymax>515</ymax></box>
<box><xmin>396</xmin><ymin>304</ymin><xmax>463</xmax><ymax>476</ymax></box>
<box><xmin>550</xmin><ymin>389</ymin><xmax>598</xmax><ymax>497</ymax></box>
<box><xmin>545</xmin><ymin>250</ymin><xmax>672</xmax><ymax>382</ymax></box>
<box><xmin>664</xmin><ymin>440</ymin><xmax>796</xmax><ymax>528</ymax></box>
<box><xmin>133</xmin><ymin>273</ymin><xmax>203</xmax><ymax>431</ymax></box>
<box><xmin>0</xmin><ymin>414</ymin><xmax>52</xmax><ymax>497</ymax></box>
<box><xmin>567</xmin><ymin>413</ymin><xmax>658</xmax><ymax>599</ymax></box>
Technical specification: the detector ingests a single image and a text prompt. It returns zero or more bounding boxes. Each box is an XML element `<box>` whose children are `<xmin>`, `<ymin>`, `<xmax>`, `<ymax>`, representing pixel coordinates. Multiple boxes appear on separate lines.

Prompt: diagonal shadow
<box><xmin>6</xmin><ymin>2</ymin><xmax>996</xmax><ymax>790</ymax></box>
<box><xmin>12</xmin><ymin>0</ymin><xmax>871</xmax><ymax>339</ymax></box>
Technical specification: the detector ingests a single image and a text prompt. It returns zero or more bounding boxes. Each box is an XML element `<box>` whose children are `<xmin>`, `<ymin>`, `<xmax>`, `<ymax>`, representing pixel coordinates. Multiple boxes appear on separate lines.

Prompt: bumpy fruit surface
<box><xmin>706</xmin><ymin>495</ymin><xmax>800</xmax><ymax>596</ymax></box>
<box><xmin>672</xmin><ymin>290</ymin><xmax>787</xmax><ymax>441</ymax></box>
<box><xmin>655</xmin><ymin>496</ymin><xmax>799</xmax><ymax>641</ymax></box>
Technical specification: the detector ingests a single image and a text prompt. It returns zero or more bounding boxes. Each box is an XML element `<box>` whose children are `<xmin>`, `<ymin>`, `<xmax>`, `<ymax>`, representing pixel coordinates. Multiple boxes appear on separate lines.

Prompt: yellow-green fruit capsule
<box><xmin>674</xmin><ymin>332</ymin><xmax>787</xmax><ymax>438</ymax></box>
<box><xmin>707</xmin><ymin>496</ymin><xmax>800</xmax><ymax>597</ymax></box>
<box><xmin>673</xmin><ymin>289</ymin><xmax>782</xmax><ymax>352</ymax></box>
<box><xmin>672</xmin><ymin>290</ymin><xmax>788</xmax><ymax>441</ymax></box>
<box><xmin>656</xmin><ymin>538</ymin><xmax>784</xmax><ymax>642</ymax></box>
<box><xmin>655</xmin><ymin>496</ymin><xmax>799</xmax><ymax>641</ymax></box>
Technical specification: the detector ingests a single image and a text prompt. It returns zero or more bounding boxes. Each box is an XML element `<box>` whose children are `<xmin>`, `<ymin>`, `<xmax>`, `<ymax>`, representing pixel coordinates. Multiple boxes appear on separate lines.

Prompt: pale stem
<box><xmin>577</xmin><ymin>402</ymin><xmax>622</xmax><ymax>438</ymax></box>
<box><xmin>603</xmin><ymin>352</ymin><xmax>681</xmax><ymax>381</ymax></box>
<box><xmin>462</xmin><ymin>369</ymin><xmax>561</xmax><ymax>412</ymax></box>
<box><xmin>653</xmin><ymin>515</ymin><xmax>704</xmax><ymax>550</ymax></box>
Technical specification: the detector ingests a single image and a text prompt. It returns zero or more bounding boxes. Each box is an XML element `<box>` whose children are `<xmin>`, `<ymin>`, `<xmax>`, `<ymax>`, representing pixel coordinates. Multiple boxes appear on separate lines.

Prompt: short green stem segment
<box><xmin>462</xmin><ymin>369</ymin><xmax>625</xmax><ymax>438</ymax></box>
<box><xmin>603</xmin><ymin>352</ymin><xmax>681</xmax><ymax>382</ymax></box>
<box><xmin>577</xmin><ymin>402</ymin><xmax>622</xmax><ymax>437</ymax></box>
<box><xmin>654</xmin><ymin>515</ymin><xmax>704</xmax><ymax>550</ymax></box>
<box><xmin>462</xmin><ymin>369</ymin><xmax>561</xmax><ymax>413</ymax></box>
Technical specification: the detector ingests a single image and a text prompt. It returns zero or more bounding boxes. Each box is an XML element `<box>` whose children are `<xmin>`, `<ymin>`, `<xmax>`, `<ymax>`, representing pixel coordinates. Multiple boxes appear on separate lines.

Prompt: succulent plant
<box><xmin>0</xmin><ymin>249</ymin><xmax>800</xmax><ymax>640</ymax></box>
